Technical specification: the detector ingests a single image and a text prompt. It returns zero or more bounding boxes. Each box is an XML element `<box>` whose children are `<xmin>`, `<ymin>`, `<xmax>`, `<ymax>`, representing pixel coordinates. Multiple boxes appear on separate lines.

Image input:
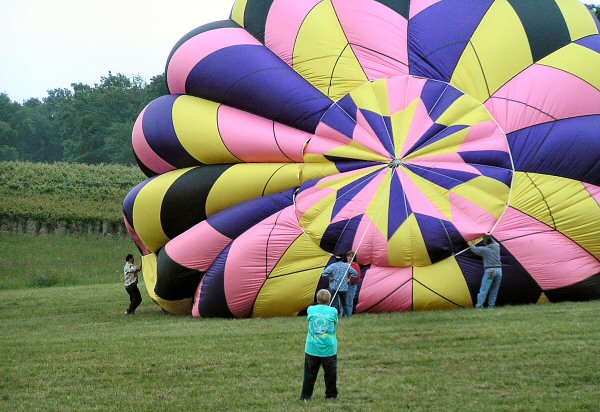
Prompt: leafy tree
<box><xmin>145</xmin><ymin>74</ymin><xmax>169</xmax><ymax>101</ymax></box>
<box><xmin>0</xmin><ymin>94</ymin><xmax>22</xmax><ymax>160</ymax></box>
<box><xmin>0</xmin><ymin>120</ymin><xmax>18</xmax><ymax>161</ymax></box>
<box><xmin>62</xmin><ymin>72</ymin><xmax>148</xmax><ymax>164</ymax></box>
<box><xmin>0</xmin><ymin>72</ymin><xmax>168</xmax><ymax>165</ymax></box>
<box><xmin>586</xmin><ymin>4</ymin><xmax>600</xmax><ymax>21</ymax></box>
<box><xmin>0</xmin><ymin>93</ymin><xmax>20</xmax><ymax>121</ymax></box>
<box><xmin>102</xmin><ymin>121</ymin><xmax>136</xmax><ymax>164</ymax></box>
<box><xmin>13</xmin><ymin>98</ymin><xmax>56</xmax><ymax>162</ymax></box>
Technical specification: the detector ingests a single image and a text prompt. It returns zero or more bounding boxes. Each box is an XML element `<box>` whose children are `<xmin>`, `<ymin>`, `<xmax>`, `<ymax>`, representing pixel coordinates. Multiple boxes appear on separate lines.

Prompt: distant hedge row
<box><xmin>0</xmin><ymin>161</ymin><xmax>145</xmax><ymax>225</ymax></box>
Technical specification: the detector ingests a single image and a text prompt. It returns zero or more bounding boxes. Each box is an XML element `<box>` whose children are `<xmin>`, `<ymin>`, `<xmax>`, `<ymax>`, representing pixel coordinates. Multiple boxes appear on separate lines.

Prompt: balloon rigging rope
<box><xmin>328</xmin><ymin>176</ymin><xmax>390</xmax><ymax>308</ymax></box>
<box><xmin>321</xmin><ymin>79</ymin><xmax>516</xmax><ymax>303</ymax></box>
<box><xmin>326</xmin><ymin>166</ymin><xmax>389</xmax><ymax>254</ymax></box>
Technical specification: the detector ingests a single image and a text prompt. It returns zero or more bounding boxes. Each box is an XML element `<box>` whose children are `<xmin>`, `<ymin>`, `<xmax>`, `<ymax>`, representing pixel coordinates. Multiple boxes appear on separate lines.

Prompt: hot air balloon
<box><xmin>123</xmin><ymin>0</ymin><xmax>600</xmax><ymax>317</ymax></box>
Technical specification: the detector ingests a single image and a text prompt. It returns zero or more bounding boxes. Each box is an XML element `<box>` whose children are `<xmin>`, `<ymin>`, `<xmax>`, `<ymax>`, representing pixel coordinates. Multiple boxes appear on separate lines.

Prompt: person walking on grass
<box><xmin>322</xmin><ymin>254</ymin><xmax>357</xmax><ymax>317</ymax></box>
<box><xmin>469</xmin><ymin>234</ymin><xmax>502</xmax><ymax>309</ymax></box>
<box><xmin>124</xmin><ymin>254</ymin><xmax>142</xmax><ymax>315</ymax></box>
<box><xmin>300</xmin><ymin>289</ymin><xmax>339</xmax><ymax>401</ymax></box>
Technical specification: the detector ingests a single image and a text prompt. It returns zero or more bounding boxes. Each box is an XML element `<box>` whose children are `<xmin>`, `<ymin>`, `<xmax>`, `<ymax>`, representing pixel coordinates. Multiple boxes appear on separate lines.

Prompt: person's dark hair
<box><xmin>125</xmin><ymin>254</ymin><xmax>134</xmax><ymax>262</ymax></box>
<box><xmin>347</xmin><ymin>251</ymin><xmax>356</xmax><ymax>263</ymax></box>
<box><xmin>483</xmin><ymin>235</ymin><xmax>493</xmax><ymax>245</ymax></box>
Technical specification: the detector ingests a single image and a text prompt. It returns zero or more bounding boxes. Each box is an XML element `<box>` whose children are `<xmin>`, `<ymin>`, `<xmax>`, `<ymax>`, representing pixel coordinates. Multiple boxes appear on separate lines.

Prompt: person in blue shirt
<box><xmin>469</xmin><ymin>234</ymin><xmax>503</xmax><ymax>309</ymax></box>
<box><xmin>300</xmin><ymin>289</ymin><xmax>339</xmax><ymax>401</ymax></box>
<box><xmin>322</xmin><ymin>256</ymin><xmax>358</xmax><ymax>317</ymax></box>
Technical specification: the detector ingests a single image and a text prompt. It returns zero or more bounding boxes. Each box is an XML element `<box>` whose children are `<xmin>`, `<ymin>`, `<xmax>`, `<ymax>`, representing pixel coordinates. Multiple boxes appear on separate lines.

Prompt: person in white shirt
<box><xmin>124</xmin><ymin>254</ymin><xmax>142</xmax><ymax>315</ymax></box>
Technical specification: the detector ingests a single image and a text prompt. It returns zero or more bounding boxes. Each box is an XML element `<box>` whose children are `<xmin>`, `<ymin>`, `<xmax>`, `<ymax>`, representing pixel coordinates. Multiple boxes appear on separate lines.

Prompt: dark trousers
<box><xmin>330</xmin><ymin>290</ymin><xmax>347</xmax><ymax>317</ymax></box>
<box><xmin>300</xmin><ymin>353</ymin><xmax>338</xmax><ymax>400</ymax></box>
<box><xmin>125</xmin><ymin>283</ymin><xmax>142</xmax><ymax>314</ymax></box>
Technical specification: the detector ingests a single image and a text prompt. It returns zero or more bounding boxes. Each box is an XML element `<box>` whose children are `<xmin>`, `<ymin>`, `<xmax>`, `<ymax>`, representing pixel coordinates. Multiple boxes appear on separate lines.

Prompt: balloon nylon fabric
<box><xmin>123</xmin><ymin>0</ymin><xmax>600</xmax><ymax>317</ymax></box>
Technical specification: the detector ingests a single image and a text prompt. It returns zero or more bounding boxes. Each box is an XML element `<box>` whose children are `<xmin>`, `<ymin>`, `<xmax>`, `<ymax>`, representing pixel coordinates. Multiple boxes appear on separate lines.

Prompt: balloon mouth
<box><xmin>388</xmin><ymin>158</ymin><xmax>402</xmax><ymax>168</ymax></box>
<box><xmin>297</xmin><ymin>75</ymin><xmax>514</xmax><ymax>267</ymax></box>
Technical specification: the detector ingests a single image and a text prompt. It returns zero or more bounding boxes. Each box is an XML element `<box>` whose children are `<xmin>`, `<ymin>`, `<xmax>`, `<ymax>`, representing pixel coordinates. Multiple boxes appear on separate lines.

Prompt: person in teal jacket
<box><xmin>300</xmin><ymin>289</ymin><xmax>339</xmax><ymax>401</ymax></box>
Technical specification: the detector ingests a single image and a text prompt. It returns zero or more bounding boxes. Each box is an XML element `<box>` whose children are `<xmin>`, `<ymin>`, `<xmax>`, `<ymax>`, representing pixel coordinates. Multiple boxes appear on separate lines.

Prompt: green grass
<box><xmin>1</xmin><ymin>281</ymin><xmax>599</xmax><ymax>411</ymax></box>
<box><xmin>0</xmin><ymin>233</ymin><xmax>135</xmax><ymax>289</ymax></box>
<box><xmin>1</xmin><ymin>233</ymin><xmax>598</xmax><ymax>410</ymax></box>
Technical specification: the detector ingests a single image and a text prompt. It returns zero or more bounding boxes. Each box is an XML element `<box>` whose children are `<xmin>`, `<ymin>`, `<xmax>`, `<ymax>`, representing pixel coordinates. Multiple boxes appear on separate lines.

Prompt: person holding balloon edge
<box><xmin>469</xmin><ymin>234</ymin><xmax>503</xmax><ymax>309</ymax></box>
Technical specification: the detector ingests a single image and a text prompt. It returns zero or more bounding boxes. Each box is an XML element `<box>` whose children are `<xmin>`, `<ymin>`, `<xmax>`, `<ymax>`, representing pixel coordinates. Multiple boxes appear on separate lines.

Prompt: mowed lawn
<box><xmin>1</xmin><ymin>281</ymin><xmax>599</xmax><ymax>411</ymax></box>
<box><xmin>0</xmin><ymin>233</ymin><xmax>133</xmax><ymax>289</ymax></box>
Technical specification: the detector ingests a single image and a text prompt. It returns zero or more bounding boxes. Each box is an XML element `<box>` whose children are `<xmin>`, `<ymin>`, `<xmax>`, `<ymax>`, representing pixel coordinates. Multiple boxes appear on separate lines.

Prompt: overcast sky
<box><xmin>1</xmin><ymin>0</ymin><xmax>598</xmax><ymax>102</ymax></box>
<box><xmin>0</xmin><ymin>0</ymin><xmax>235</xmax><ymax>102</ymax></box>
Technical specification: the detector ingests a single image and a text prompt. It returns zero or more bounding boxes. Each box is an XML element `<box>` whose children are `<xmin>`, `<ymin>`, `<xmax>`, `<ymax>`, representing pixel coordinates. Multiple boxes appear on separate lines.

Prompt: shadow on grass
<box><xmin>27</xmin><ymin>273</ymin><xmax>60</xmax><ymax>288</ymax></box>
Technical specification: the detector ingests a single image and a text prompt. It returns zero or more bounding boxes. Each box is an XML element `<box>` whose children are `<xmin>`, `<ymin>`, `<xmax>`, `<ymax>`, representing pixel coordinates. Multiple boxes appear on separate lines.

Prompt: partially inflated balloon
<box><xmin>123</xmin><ymin>0</ymin><xmax>600</xmax><ymax>317</ymax></box>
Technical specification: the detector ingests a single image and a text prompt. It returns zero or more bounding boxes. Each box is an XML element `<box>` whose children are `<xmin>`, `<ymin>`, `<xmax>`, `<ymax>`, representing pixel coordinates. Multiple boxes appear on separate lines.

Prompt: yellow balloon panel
<box><xmin>299</xmin><ymin>163</ymin><xmax>345</xmax><ymax>184</ymax></box>
<box><xmin>450</xmin><ymin>175</ymin><xmax>510</xmax><ymax>218</ymax></box>
<box><xmin>451</xmin><ymin>0</ymin><xmax>533</xmax><ymax>102</ymax></box>
<box><xmin>350</xmin><ymin>78</ymin><xmax>392</xmax><ymax>116</ymax></box>
<box><xmin>133</xmin><ymin>168</ymin><xmax>190</xmax><ymax>252</ymax></box>
<box><xmin>391</xmin><ymin>98</ymin><xmax>420</xmax><ymax>154</ymax></box>
<box><xmin>364</xmin><ymin>168</ymin><xmax>392</xmax><ymax>238</ymax></box>
<box><xmin>388</xmin><ymin>214</ymin><xmax>432</xmax><ymax>267</ymax></box>
<box><xmin>413</xmin><ymin>257</ymin><xmax>473</xmax><ymax>310</ymax></box>
<box><xmin>206</xmin><ymin>163</ymin><xmax>301</xmax><ymax>216</ymax></box>
<box><xmin>437</xmin><ymin>96</ymin><xmax>493</xmax><ymax>128</ymax></box>
<box><xmin>297</xmin><ymin>193</ymin><xmax>337</xmax><ymax>247</ymax></box>
<box><xmin>511</xmin><ymin>172</ymin><xmax>600</xmax><ymax>259</ymax></box>
<box><xmin>253</xmin><ymin>234</ymin><xmax>331</xmax><ymax>317</ymax></box>
<box><xmin>230</xmin><ymin>0</ymin><xmax>248</xmax><ymax>26</ymax></box>
<box><xmin>172</xmin><ymin>96</ymin><xmax>239</xmax><ymax>164</ymax></box>
<box><xmin>142</xmin><ymin>253</ymin><xmax>192</xmax><ymax>315</ymax></box>
<box><xmin>450</xmin><ymin>44</ymin><xmax>490</xmax><ymax>103</ymax></box>
<box><xmin>406</xmin><ymin>127</ymin><xmax>470</xmax><ymax>159</ymax></box>
<box><xmin>401</xmin><ymin>167</ymin><xmax>452</xmax><ymax>219</ymax></box>
<box><xmin>538</xmin><ymin>43</ymin><xmax>600</xmax><ymax>89</ymax></box>
<box><xmin>306</xmin><ymin>141</ymin><xmax>391</xmax><ymax>163</ymax></box>
<box><xmin>554</xmin><ymin>0</ymin><xmax>599</xmax><ymax>41</ymax></box>
<box><xmin>292</xmin><ymin>0</ymin><xmax>367</xmax><ymax>101</ymax></box>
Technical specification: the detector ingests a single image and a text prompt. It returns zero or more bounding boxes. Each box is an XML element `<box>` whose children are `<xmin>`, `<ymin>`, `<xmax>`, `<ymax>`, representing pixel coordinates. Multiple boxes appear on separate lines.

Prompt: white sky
<box><xmin>0</xmin><ymin>0</ymin><xmax>598</xmax><ymax>102</ymax></box>
<box><xmin>0</xmin><ymin>0</ymin><xmax>235</xmax><ymax>102</ymax></box>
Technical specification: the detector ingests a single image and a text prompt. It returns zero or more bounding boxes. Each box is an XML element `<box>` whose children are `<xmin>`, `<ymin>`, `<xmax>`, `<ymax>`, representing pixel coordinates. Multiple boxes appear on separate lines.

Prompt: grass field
<box><xmin>1</xmin><ymin>279</ymin><xmax>599</xmax><ymax>411</ymax></box>
<box><xmin>0</xmin><ymin>233</ymin><xmax>134</xmax><ymax>289</ymax></box>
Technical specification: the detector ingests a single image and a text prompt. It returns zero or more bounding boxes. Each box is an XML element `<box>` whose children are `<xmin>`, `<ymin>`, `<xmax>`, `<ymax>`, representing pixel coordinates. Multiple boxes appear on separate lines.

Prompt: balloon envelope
<box><xmin>124</xmin><ymin>0</ymin><xmax>600</xmax><ymax>317</ymax></box>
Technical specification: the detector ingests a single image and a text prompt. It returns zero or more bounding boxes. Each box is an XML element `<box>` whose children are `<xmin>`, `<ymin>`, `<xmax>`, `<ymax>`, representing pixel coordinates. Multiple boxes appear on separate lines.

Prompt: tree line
<box><xmin>589</xmin><ymin>3</ymin><xmax>600</xmax><ymax>21</ymax></box>
<box><xmin>0</xmin><ymin>72</ymin><xmax>167</xmax><ymax>165</ymax></box>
